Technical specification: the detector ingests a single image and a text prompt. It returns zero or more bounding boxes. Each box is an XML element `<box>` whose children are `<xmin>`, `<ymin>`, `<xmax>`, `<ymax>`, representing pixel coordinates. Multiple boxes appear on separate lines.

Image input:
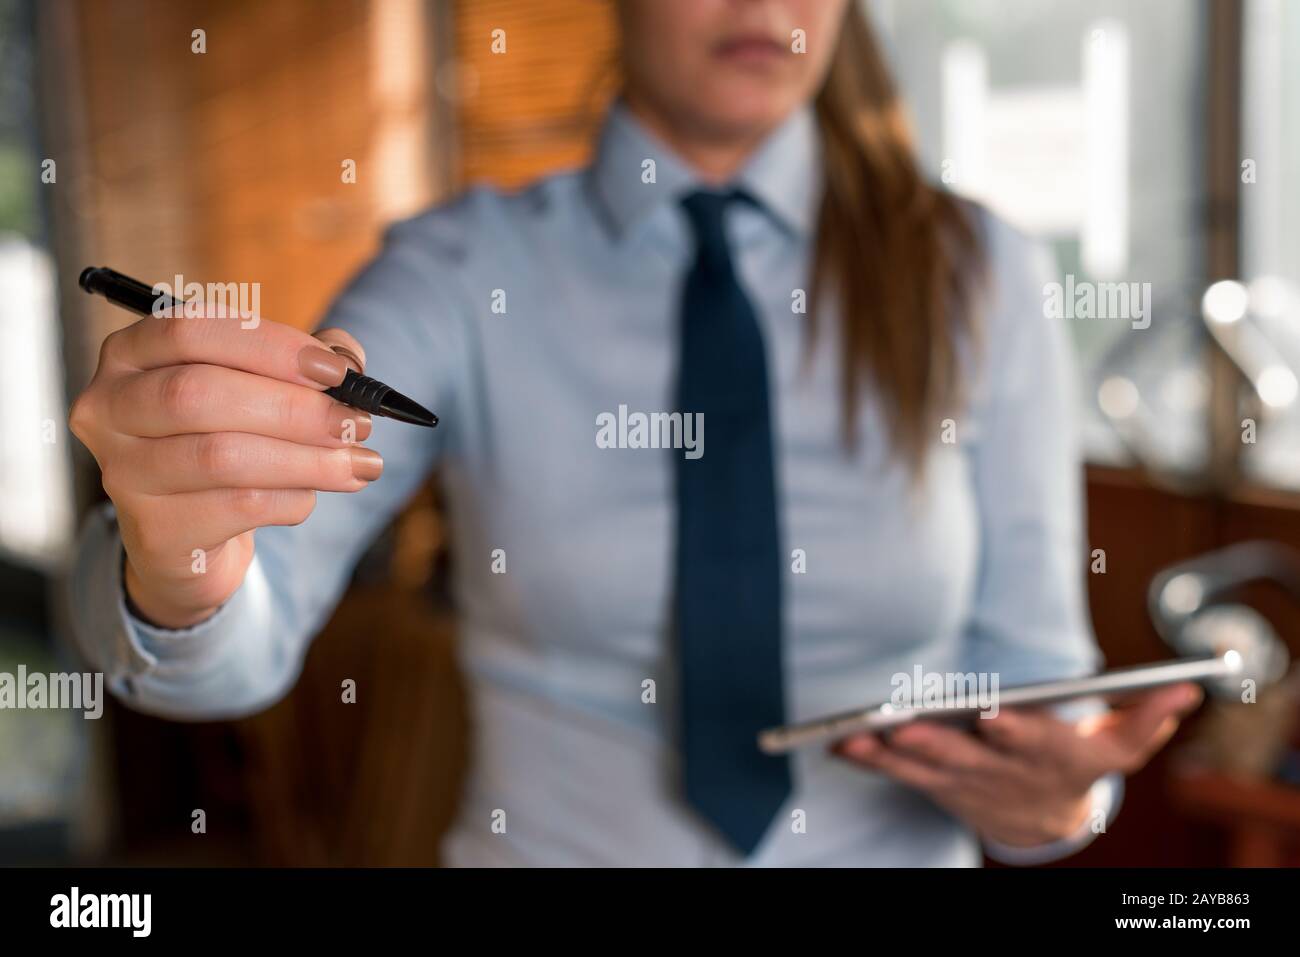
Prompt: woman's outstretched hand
<box><xmin>69</xmin><ymin>310</ymin><xmax>379</xmax><ymax>630</ymax></box>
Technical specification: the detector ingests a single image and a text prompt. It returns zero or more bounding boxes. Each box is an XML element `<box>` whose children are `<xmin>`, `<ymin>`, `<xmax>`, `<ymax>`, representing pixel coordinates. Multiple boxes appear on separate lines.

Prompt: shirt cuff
<box><xmin>68</xmin><ymin>502</ymin><xmax>281</xmax><ymax>716</ymax></box>
<box><xmin>116</xmin><ymin>543</ymin><xmax>239</xmax><ymax>666</ymax></box>
<box><xmin>982</xmin><ymin>773</ymin><xmax>1123</xmax><ymax>866</ymax></box>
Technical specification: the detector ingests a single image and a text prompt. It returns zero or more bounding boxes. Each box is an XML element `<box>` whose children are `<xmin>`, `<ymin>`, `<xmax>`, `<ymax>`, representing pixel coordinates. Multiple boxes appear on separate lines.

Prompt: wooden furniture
<box><xmin>1170</xmin><ymin>766</ymin><xmax>1300</xmax><ymax>867</ymax></box>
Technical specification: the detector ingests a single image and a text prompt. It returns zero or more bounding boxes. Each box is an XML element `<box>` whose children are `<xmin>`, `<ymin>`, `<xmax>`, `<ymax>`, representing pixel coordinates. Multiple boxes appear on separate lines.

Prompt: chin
<box><xmin>692</xmin><ymin>85</ymin><xmax>800</xmax><ymax>139</ymax></box>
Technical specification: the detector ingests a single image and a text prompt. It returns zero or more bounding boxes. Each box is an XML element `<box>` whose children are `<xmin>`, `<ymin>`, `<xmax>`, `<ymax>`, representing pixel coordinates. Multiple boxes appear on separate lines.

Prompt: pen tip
<box><xmin>379</xmin><ymin>390</ymin><xmax>439</xmax><ymax>428</ymax></box>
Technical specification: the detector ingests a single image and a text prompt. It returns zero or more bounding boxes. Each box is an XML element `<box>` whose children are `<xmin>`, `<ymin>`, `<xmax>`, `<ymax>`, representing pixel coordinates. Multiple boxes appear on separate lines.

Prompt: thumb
<box><xmin>1091</xmin><ymin>683</ymin><xmax>1202</xmax><ymax>769</ymax></box>
<box><xmin>312</xmin><ymin>328</ymin><xmax>366</xmax><ymax>375</ymax></box>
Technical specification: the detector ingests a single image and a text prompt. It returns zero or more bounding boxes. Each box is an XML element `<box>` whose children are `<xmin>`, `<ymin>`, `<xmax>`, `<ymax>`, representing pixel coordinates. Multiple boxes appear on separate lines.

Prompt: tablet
<box><xmin>757</xmin><ymin>651</ymin><xmax>1242</xmax><ymax>755</ymax></box>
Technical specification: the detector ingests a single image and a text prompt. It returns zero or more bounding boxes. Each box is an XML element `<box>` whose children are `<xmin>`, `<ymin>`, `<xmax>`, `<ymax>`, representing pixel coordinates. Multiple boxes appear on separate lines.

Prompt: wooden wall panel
<box><xmin>62</xmin><ymin>0</ymin><xmax>439</xmax><ymax>357</ymax></box>
<box><xmin>453</xmin><ymin>0</ymin><xmax>617</xmax><ymax>187</ymax></box>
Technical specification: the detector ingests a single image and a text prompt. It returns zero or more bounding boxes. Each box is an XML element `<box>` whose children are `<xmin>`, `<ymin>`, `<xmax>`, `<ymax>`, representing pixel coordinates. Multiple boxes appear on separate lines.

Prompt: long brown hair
<box><xmin>812</xmin><ymin>5</ymin><xmax>987</xmax><ymax>472</ymax></box>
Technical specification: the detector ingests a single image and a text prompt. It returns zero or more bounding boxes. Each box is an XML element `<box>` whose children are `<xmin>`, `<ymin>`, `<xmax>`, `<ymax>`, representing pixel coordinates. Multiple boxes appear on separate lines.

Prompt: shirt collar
<box><xmin>589</xmin><ymin>98</ymin><xmax>822</xmax><ymax>241</ymax></box>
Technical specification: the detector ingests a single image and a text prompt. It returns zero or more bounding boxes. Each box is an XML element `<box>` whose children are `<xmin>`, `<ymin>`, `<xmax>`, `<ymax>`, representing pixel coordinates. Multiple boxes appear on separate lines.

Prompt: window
<box><xmin>0</xmin><ymin>0</ymin><xmax>72</xmax><ymax>566</ymax></box>
<box><xmin>1239</xmin><ymin>0</ymin><xmax>1300</xmax><ymax>489</ymax></box>
<box><xmin>871</xmin><ymin>0</ymin><xmax>1214</xmax><ymax>474</ymax></box>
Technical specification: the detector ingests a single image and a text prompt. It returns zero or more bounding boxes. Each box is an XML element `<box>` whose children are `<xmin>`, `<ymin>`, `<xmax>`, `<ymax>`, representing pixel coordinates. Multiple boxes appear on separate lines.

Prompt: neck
<box><xmin>622</xmin><ymin>89</ymin><xmax>773</xmax><ymax>185</ymax></box>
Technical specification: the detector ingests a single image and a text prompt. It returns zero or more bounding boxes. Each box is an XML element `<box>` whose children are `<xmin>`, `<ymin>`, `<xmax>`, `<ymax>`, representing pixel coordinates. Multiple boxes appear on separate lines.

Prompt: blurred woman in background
<box><xmin>67</xmin><ymin>0</ymin><xmax>1200</xmax><ymax>865</ymax></box>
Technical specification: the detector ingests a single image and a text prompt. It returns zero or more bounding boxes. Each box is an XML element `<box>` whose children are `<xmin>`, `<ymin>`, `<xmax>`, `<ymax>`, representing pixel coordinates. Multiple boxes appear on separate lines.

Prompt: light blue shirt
<box><xmin>70</xmin><ymin>102</ymin><xmax>1116</xmax><ymax>866</ymax></box>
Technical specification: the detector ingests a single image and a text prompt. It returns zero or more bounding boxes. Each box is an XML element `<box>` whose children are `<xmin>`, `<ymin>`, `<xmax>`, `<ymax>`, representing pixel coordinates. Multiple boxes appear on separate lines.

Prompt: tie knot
<box><xmin>681</xmin><ymin>189</ymin><xmax>744</xmax><ymax>269</ymax></box>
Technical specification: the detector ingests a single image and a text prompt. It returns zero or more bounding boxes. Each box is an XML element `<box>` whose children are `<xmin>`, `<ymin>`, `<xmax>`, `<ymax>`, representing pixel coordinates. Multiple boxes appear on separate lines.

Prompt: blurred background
<box><xmin>2</xmin><ymin>0</ymin><xmax>1300</xmax><ymax>866</ymax></box>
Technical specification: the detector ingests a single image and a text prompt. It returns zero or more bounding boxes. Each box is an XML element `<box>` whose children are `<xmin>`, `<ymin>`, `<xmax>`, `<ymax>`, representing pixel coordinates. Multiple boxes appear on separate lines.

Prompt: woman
<box><xmin>68</xmin><ymin>0</ymin><xmax>1199</xmax><ymax>866</ymax></box>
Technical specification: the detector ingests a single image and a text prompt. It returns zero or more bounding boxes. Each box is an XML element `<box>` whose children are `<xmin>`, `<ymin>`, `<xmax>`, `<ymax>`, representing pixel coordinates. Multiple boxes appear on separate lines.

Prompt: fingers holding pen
<box><xmin>107</xmin><ymin>364</ymin><xmax>372</xmax><ymax>447</ymax></box>
<box><xmin>69</xmin><ymin>273</ymin><xmax>400</xmax><ymax>628</ymax></box>
<box><xmin>106</xmin><ymin>311</ymin><xmax>354</xmax><ymax>392</ymax></box>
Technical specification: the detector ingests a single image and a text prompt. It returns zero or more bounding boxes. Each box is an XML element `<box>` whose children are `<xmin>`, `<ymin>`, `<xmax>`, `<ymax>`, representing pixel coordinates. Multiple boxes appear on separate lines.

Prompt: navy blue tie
<box><xmin>674</xmin><ymin>189</ymin><xmax>792</xmax><ymax>855</ymax></box>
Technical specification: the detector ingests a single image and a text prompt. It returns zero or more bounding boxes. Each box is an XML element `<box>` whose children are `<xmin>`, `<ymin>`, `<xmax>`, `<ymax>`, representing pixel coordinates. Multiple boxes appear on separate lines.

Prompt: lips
<box><xmin>714</xmin><ymin>34</ymin><xmax>788</xmax><ymax>62</ymax></box>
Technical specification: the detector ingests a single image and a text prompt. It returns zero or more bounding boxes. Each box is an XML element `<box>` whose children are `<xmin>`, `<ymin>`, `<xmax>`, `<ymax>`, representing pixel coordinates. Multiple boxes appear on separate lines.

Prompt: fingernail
<box><xmin>328</xmin><ymin>343</ymin><xmax>364</xmax><ymax>374</ymax></box>
<box><xmin>333</xmin><ymin>407</ymin><xmax>372</xmax><ymax>443</ymax></box>
<box><xmin>349</xmin><ymin>447</ymin><xmax>383</xmax><ymax>481</ymax></box>
<box><xmin>298</xmin><ymin>345</ymin><xmax>348</xmax><ymax>387</ymax></box>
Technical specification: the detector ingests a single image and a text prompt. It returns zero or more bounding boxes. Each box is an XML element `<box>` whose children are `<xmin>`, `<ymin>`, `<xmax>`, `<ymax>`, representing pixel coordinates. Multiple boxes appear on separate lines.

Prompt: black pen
<box><xmin>79</xmin><ymin>266</ymin><xmax>437</xmax><ymax>428</ymax></box>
